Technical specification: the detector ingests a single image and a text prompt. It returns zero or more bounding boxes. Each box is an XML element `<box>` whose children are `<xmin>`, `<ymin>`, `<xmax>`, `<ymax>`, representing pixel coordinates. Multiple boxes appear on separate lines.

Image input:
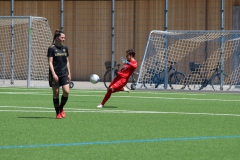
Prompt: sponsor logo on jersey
<box><xmin>55</xmin><ymin>52</ymin><xmax>67</xmax><ymax>56</ymax></box>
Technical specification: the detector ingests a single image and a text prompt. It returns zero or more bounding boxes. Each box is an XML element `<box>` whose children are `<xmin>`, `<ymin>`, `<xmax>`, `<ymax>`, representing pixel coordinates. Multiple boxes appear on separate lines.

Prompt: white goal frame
<box><xmin>137</xmin><ymin>30</ymin><xmax>240</xmax><ymax>91</ymax></box>
<box><xmin>0</xmin><ymin>16</ymin><xmax>52</xmax><ymax>87</ymax></box>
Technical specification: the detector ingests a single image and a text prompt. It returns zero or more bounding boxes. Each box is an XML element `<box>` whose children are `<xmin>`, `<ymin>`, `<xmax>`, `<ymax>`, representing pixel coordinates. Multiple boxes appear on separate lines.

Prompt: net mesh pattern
<box><xmin>0</xmin><ymin>17</ymin><xmax>52</xmax><ymax>87</ymax></box>
<box><xmin>137</xmin><ymin>30</ymin><xmax>240</xmax><ymax>91</ymax></box>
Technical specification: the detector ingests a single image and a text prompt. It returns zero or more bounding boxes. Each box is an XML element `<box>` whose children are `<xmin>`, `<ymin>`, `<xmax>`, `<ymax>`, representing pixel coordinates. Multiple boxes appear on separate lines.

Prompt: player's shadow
<box><xmin>18</xmin><ymin>116</ymin><xmax>55</xmax><ymax>119</ymax></box>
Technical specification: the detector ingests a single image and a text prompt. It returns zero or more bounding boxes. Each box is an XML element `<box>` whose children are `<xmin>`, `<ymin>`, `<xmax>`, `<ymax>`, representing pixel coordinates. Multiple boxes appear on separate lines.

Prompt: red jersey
<box><xmin>117</xmin><ymin>59</ymin><xmax>137</xmax><ymax>79</ymax></box>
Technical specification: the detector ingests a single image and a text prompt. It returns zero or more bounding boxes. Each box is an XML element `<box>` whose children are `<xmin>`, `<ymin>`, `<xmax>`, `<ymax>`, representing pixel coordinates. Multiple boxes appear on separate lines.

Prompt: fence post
<box><xmin>60</xmin><ymin>0</ymin><xmax>64</xmax><ymax>31</ymax></box>
<box><xmin>11</xmin><ymin>0</ymin><xmax>14</xmax><ymax>85</ymax></box>
<box><xmin>164</xmin><ymin>0</ymin><xmax>169</xmax><ymax>89</ymax></box>
<box><xmin>111</xmin><ymin>0</ymin><xmax>115</xmax><ymax>80</ymax></box>
<box><xmin>220</xmin><ymin>0</ymin><xmax>224</xmax><ymax>90</ymax></box>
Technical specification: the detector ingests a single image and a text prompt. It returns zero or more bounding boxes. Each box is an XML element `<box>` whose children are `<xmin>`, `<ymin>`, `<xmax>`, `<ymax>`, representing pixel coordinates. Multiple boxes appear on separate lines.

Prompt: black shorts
<box><xmin>49</xmin><ymin>74</ymin><xmax>69</xmax><ymax>88</ymax></box>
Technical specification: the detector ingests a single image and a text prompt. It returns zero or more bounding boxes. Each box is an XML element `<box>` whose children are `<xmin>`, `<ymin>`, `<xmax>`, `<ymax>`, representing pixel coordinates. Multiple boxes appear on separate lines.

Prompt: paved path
<box><xmin>71</xmin><ymin>81</ymin><xmax>107</xmax><ymax>90</ymax></box>
<box><xmin>71</xmin><ymin>81</ymin><xmax>240</xmax><ymax>93</ymax></box>
<box><xmin>1</xmin><ymin>80</ymin><xmax>240</xmax><ymax>93</ymax></box>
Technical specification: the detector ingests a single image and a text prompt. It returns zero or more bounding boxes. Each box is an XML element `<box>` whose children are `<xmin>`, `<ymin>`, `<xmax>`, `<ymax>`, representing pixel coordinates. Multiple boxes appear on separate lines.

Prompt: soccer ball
<box><xmin>90</xmin><ymin>74</ymin><xmax>100</xmax><ymax>84</ymax></box>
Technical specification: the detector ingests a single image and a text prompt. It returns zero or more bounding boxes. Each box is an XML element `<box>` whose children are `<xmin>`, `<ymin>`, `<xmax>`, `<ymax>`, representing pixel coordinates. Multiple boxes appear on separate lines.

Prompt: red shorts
<box><xmin>109</xmin><ymin>75</ymin><xmax>127</xmax><ymax>91</ymax></box>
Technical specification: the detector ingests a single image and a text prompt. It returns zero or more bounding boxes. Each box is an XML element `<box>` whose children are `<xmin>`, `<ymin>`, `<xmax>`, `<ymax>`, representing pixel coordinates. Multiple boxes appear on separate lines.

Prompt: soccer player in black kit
<box><xmin>47</xmin><ymin>30</ymin><xmax>71</xmax><ymax>119</ymax></box>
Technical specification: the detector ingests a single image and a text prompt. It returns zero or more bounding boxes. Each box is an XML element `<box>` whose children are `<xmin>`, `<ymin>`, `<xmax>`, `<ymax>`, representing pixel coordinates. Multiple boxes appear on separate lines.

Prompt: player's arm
<box><xmin>66</xmin><ymin>57</ymin><xmax>71</xmax><ymax>81</ymax></box>
<box><xmin>128</xmin><ymin>60</ymin><xmax>137</xmax><ymax>68</ymax></box>
<box><xmin>48</xmin><ymin>57</ymin><xmax>58</xmax><ymax>82</ymax></box>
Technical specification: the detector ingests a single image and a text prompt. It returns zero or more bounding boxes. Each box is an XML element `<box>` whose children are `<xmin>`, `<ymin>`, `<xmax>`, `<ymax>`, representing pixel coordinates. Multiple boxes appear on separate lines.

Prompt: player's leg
<box><xmin>52</xmin><ymin>86</ymin><xmax>61</xmax><ymax>118</ymax></box>
<box><xmin>112</xmin><ymin>78</ymin><xmax>128</xmax><ymax>93</ymax></box>
<box><xmin>97</xmin><ymin>76</ymin><xmax>126</xmax><ymax>108</ymax></box>
<box><xmin>97</xmin><ymin>76</ymin><xmax>120</xmax><ymax>108</ymax></box>
<box><xmin>49</xmin><ymin>73</ymin><xmax>62</xmax><ymax>119</ymax></box>
<box><xmin>119</xmin><ymin>87</ymin><xmax>128</xmax><ymax>92</ymax></box>
<box><xmin>97</xmin><ymin>79</ymin><xmax>118</xmax><ymax>108</ymax></box>
<box><xmin>97</xmin><ymin>87</ymin><xmax>113</xmax><ymax>108</ymax></box>
<box><xmin>99</xmin><ymin>82</ymin><xmax>127</xmax><ymax>108</ymax></box>
<box><xmin>59</xmin><ymin>75</ymin><xmax>70</xmax><ymax>118</ymax></box>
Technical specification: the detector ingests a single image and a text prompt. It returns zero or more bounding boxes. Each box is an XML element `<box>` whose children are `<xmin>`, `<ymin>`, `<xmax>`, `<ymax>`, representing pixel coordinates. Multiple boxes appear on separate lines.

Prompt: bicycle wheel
<box><xmin>155</xmin><ymin>71</ymin><xmax>165</xmax><ymax>89</ymax></box>
<box><xmin>169</xmin><ymin>72</ymin><xmax>186</xmax><ymax>89</ymax></box>
<box><xmin>126</xmin><ymin>72</ymin><xmax>139</xmax><ymax>90</ymax></box>
<box><xmin>103</xmin><ymin>70</ymin><xmax>117</xmax><ymax>89</ymax></box>
<box><xmin>187</xmin><ymin>74</ymin><xmax>202</xmax><ymax>90</ymax></box>
<box><xmin>211</xmin><ymin>73</ymin><xmax>232</xmax><ymax>91</ymax></box>
<box><xmin>103</xmin><ymin>70</ymin><xmax>111</xmax><ymax>88</ymax></box>
<box><xmin>143</xmin><ymin>73</ymin><xmax>156</xmax><ymax>89</ymax></box>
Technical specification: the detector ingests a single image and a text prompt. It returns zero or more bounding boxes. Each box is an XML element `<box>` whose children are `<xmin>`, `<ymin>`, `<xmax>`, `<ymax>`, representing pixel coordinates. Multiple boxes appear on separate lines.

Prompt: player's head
<box><xmin>52</xmin><ymin>29</ymin><xmax>65</xmax><ymax>46</ymax></box>
<box><xmin>126</xmin><ymin>49</ymin><xmax>136</xmax><ymax>59</ymax></box>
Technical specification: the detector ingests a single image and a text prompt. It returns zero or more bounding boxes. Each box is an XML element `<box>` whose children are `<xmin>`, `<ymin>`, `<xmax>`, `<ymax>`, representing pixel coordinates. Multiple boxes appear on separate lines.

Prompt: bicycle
<box><xmin>103</xmin><ymin>61</ymin><xmax>138</xmax><ymax>90</ymax></box>
<box><xmin>142</xmin><ymin>61</ymin><xmax>186</xmax><ymax>89</ymax></box>
<box><xmin>187</xmin><ymin>62</ymin><xmax>232</xmax><ymax>91</ymax></box>
<box><xmin>126</xmin><ymin>71</ymin><xmax>139</xmax><ymax>90</ymax></box>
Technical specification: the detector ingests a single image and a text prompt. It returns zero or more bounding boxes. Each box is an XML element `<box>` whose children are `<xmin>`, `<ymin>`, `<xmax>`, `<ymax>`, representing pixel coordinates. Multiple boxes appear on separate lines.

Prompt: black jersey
<box><xmin>47</xmin><ymin>45</ymin><xmax>69</xmax><ymax>77</ymax></box>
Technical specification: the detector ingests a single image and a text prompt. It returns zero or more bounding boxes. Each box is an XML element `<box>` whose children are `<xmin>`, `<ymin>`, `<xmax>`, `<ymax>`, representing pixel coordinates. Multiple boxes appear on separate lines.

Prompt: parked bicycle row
<box><xmin>103</xmin><ymin>60</ymin><xmax>232</xmax><ymax>91</ymax></box>
<box><xmin>141</xmin><ymin>61</ymin><xmax>232</xmax><ymax>91</ymax></box>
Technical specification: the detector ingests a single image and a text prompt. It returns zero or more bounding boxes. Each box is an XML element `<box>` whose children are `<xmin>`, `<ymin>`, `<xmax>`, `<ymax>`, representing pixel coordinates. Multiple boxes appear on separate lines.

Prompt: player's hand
<box><xmin>53</xmin><ymin>74</ymin><xmax>59</xmax><ymax>82</ymax></box>
<box><xmin>68</xmin><ymin>75</ymin><xmax>71</xmax><ymax>82</ymax></box>
<box><xmin>121</xmin><ymin>57</ymin><xmax>129</xmax><ymax>64</ymax></box>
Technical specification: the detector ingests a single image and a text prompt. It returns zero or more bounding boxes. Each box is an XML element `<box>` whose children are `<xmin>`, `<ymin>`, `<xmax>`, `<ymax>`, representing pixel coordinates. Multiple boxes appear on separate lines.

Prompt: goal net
<box><xmin>0</xmin><ymin>16</ymin><xmax>52</xmax><ymax>87</ymax></box>
<box><xmin>137</xmin><ymin>30</ymin><xmax>240</xmax><ymax>91</ymax></box>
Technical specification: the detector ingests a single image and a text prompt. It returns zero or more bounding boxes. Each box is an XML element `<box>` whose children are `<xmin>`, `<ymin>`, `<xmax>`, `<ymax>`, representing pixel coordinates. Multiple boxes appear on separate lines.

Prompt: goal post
<box><xmin>137</xmin><ymin>30</ymin><xmax>240</xmax><ymax>91</ymax></box>
<box><xmin>0</xmin><ymin>16</ymin><xmax>52</xmax><ymax>87</ymax></box>
<box><xmin>0</xmin><ymin>52</ymin><xmax>6</xmax><ymax>85</ymax></box>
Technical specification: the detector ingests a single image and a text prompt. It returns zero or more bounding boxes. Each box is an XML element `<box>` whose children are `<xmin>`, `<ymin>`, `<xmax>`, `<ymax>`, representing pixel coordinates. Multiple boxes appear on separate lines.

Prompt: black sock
<box><xmin>53</xmin><ymin>98</ymin><xmax>60</xmax><ymax>114</ymax></box>
<box><xmin>59</xmin><ymin>95</ymin><xmax>68</xmax><ymax>108</ymax></box>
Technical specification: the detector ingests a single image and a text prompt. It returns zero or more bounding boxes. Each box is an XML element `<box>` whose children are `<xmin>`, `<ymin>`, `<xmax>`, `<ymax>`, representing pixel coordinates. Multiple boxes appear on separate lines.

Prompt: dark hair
<box><xmin>126</xmin><ymin>49</ymin><xmax>136</xmax><ymax>57</ymax></box>
<box><xmin>52</xmin><ymin>29</ymin><xmax>65</xmax><ymax>44</ymax></box>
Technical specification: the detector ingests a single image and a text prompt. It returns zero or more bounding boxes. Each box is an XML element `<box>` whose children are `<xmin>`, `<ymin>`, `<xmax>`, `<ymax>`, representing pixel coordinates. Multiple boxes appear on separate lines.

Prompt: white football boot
<box><xmin>97</xmin><ymin>104</ymin><xmax>103</xmax><ymax>108</ymax></box>
<box><xmin>123</xmin><ymin>87</ymin><xmax>130</xmax><ymax>93</ymax></box>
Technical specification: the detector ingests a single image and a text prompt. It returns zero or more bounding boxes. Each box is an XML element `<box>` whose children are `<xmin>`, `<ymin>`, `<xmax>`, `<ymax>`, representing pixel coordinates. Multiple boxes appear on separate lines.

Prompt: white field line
<box><xmin>0</xmin><ymin>88</ymin><xmax>203</xmax><ymax>95</ymax></box>
<box><xmin>0</xmin><ymin>92</ymin><xmax>240</xmax><ymax>102</ymax></box>
<box><xmin>126</xmin><ymin>96</ymin><xmax>240</xmax><ymax>102</ymax></box>
<box><xmin>72</xmin><ymin>94</ymin><xmax>240</xmax><ymax>102</ymax></box>
<box><xmin>0</xmin><ymin>91</ymin><xmax>205</xmax><ymax>96</ymax></box>
<box><xmin>0</xmin><ymin>106</ymin><xmax>240</xmax><ymax>117</ymax></box>
<box><xmin>71</xmin><ymin>91</ymin><xmax>206</xmax><ymax>96</ymax></box>
<box><xmin>0</xmin><ymin>92</ymin><xmax>50</xmax><ymax>95</ymax></box>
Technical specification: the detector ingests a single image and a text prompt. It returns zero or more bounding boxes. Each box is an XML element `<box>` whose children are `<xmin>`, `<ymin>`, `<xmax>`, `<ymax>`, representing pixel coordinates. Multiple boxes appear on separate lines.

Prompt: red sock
<box><xmin>101</xmin><ymin>89</ymin><xmax>113</xmax><ymax>105</ymax></box>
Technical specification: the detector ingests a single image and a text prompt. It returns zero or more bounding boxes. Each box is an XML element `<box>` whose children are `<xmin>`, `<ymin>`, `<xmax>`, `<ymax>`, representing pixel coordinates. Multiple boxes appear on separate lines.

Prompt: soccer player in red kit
<box><xmin>97</xmin><ymin>49</ymin><xmax>137</xmax><ymax>108</ymax></box>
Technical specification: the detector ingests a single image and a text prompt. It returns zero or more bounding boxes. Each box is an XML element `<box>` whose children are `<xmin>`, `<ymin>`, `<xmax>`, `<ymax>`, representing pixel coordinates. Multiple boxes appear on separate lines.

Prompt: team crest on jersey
<box><xmin>63</xmin><ymin>49</ymin><xmax>66</xmax><ymax>52</ymax></box>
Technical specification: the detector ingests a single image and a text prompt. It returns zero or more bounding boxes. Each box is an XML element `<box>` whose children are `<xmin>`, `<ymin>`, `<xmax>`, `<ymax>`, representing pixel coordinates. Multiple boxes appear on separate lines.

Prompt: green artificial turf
<box><xmin>0</xmin><ymin>88</ymin><xmax>239</xmax><ymax>159</ymax></box>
